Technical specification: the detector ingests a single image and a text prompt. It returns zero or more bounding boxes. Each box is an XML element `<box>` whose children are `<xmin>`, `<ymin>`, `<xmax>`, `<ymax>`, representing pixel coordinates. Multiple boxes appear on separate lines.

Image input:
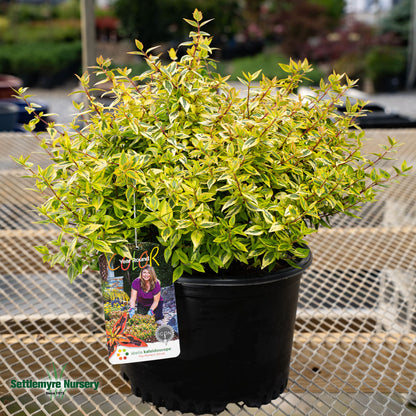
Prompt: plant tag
<box><xmin>99</xmin><ymin>242</ymin><xmax>180</xmax><ymax>364</ymax></box>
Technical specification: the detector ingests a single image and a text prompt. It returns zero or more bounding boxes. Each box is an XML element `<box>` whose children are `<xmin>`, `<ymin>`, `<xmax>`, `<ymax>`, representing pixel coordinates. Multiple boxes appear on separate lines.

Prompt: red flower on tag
<box><xmin>106</xmin><ymin>312</ymin><xmax>147</xmax><ymax>359</ymax></box>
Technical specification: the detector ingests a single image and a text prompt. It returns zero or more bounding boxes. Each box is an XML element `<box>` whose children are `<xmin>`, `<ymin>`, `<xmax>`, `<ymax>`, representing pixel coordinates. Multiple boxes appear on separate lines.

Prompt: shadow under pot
<box><xmin>121</xmin><ymin>251</ymin><xmax>312</xmax><ymax>414</ymax></box>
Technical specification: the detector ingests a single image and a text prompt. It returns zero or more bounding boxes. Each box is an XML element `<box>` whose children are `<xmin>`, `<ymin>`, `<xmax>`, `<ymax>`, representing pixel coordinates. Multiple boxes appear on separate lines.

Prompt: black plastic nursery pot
<box><xmin>0</xmin><ymin>102</ymin><xmax>19</xmax><ymax>132</ymax></box>
<box><xmin>121</xmin><ymin>252</ymin><xmax>312</xmax><ymax>414</ymax></box>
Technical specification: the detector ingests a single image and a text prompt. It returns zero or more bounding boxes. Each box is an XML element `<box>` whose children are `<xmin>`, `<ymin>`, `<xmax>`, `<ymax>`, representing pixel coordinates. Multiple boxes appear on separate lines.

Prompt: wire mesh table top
<box><xmin>0</xmin><ymin>130</ymin><xmax>415</xmax><ymax>416</ymax></box>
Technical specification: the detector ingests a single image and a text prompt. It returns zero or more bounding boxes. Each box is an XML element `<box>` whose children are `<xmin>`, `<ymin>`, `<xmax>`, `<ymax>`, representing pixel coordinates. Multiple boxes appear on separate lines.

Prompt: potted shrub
<box><xmin>14</xmin><ymin>9</ymin><xmax>411</xmax><ymax>414</ymax></box>
<box><xmin>0</xmin><ymin>100</ymin><xmax>19</xmax><ymax>131</ymax></box>
<box><xmin>364</xmin><ymin>45</ymin><xmax>407</xmax><ymax>92</ymax></box>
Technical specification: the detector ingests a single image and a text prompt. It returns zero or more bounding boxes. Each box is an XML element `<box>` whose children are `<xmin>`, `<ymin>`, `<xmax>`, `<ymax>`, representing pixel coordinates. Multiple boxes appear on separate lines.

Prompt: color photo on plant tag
<box><xmin>98</xmin><ymin>242</ymin><xmax>180</xmax><ymax>364</ymax></box>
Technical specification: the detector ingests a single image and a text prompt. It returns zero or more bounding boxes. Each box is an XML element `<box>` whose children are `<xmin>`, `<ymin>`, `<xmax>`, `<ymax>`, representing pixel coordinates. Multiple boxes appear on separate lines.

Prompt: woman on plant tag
<box><xmin>129</xmin><ymin>266</ymin><xmax>164</xmax><ymax>324</ymax></box>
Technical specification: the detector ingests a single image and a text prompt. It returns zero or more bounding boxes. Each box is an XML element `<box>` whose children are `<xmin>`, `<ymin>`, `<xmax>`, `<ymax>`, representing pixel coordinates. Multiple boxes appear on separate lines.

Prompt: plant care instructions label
<box><xmin>99</xmin><ymin>242</ymin><xmax>180</xmax><ymax>364</ymax></box>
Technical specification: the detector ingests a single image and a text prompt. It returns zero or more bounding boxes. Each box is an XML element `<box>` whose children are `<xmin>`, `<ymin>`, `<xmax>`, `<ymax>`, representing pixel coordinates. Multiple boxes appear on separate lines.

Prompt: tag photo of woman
<box><xmin>129</xmin><ymin>265</ymin><xmax>164</xmax><ymax>324</ymax></box>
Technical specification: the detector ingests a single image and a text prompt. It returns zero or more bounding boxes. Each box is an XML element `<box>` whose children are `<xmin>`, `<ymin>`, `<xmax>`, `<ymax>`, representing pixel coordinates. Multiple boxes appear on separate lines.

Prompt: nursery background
<box><xmin>0</xmin><ymin>0</ymin><xmax>415</xmax><ymax>92</ymax></box>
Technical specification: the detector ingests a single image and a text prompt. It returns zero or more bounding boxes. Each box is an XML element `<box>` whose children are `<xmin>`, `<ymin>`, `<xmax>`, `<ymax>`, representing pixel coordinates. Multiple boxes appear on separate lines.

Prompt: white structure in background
<box><xmin>96</xmin><ymin>0</ymin><xmax>115</xmax><ymax>7</ymax></box>
<box><xmin>345</xmin><ymin>0</ymin><xmax>403</xmax><ymax>24</ymax></box>
<box><xmin>345</xmin><ymin>0</ymin><xmax>402</xmax><ymax>13</ymax></box>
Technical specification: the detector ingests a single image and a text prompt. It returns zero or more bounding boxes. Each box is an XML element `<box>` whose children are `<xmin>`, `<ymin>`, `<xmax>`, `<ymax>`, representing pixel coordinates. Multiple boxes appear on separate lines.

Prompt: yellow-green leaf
<box><xmin>191</xmin><ymin>229</ymin><xmax>204</xmax><ymax>248</ymax></box>
<box><xmin>168</xmin><ymin>48</ymin><xmax>177</xmax><ymax>61</ymax></box>
<box><xmin>193</xmin><ymin>8</ymin><xmax>203</xmax><ymax>22</ymax></box>
<box><xmin>79</xmin><ymin>223</ymin><xmax>102</xmax><ymax>235</ymax></box>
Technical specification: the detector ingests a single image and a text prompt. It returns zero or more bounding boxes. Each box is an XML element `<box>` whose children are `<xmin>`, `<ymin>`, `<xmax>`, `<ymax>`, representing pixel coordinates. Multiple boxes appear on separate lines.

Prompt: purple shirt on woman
<box><xmin>131</xmin><ymin>279</ymin><xmax>162</xmax><ymax>306</ymax></box>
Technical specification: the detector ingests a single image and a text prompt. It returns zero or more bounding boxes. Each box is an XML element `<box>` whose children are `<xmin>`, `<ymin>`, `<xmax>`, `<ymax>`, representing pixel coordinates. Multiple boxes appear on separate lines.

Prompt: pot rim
<box><xmin>176</xmin><ymin>250</ymin><xmax>312</xmax><ymax>287</ymax></box>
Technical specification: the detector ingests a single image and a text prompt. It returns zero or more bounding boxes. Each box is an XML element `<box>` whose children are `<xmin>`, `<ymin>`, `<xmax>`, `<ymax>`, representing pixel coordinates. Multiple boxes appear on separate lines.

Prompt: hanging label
<box><xmin>99</xmin><ymin>242</ymin><xmax>180</xmax><ymax>364</ymax></box>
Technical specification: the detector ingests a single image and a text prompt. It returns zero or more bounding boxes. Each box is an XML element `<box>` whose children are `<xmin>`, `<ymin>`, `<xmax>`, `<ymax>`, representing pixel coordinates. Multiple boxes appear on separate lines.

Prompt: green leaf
<box><xmin>93</xmin><ymin>239</ymin><xmax>112</xmax><ymax>253</ymax></box>
<box><xmin>119</xmin><ymin>151</ymin><xmax>128</xmax><ymax>169</ymax></box>
<box><xmin>251</xmin><ymin>69</ymin><xmax>262</xmax><ymax>81</ymax></box>
<box><xmin>199</xmin><ymin>221</ymin><xmax>218</xmax><ymax>228</ymax></box>
<box><xmin>183</xmin><ymin>18</ymin><xmax>198</xmax><ymax>27</ymax></box>
<box><xmin>237</xmin><ymin>76</ymin><xmax>248</xmax><ymax>86</ymax></box>
<box><xmin>179</xmin><ymin>97</ymin><xmax>190</xmax><ymax>113</ymax></box>
<box><xmin>160</xmin><ymin>200</ymin><xmax>172</xmax><ymax>220</ymax></box>
<box><xmin>145</xmin><ymin>195</ymin><xmax>159</xmax><ymax>211</ymax></box>
<box><xmin>262</xmin><ymin>251</ymin><xmax>275</xmax><ymax>268</ymax></box>
<box><xmin>91</xmin><ymin>196</ymin><xmax>104</xmax><ymax>211</ymax></box>
<box><xmin>79</xmin><ymin>223</ymin><xmax>102</xmax><ymax>236</ymax></box>
<box><xmin>245</xmin><ymin>225</ymin><xmax>263</xmax><ymax>236</ymax></box>
<box><xmin>190</xmin><ymin>262</ymin><xmax>204</xmax><ymax>272</ymax></box>
<box><xmin>176</xmin><ymin>219</ymin><xmax>193</xmax><ymax>229</ymax></box>
<box><xmin>222</xmin><ymin>197</ymin><xmax>238</xmax><ymax>212</ymax></box>
<box><xmin>163</xmin><ymin>80</ymin><xmax>173</xmax><ymax>95</ymax></box>
<box><xmin>164</xmin><ymin>246</ymin><xmax>172</xmax><ymax>262</ymax></box>
<box><xmin>293</xmin><ymin>247</ymin><xmax>310</xmax><ymax>258</ymax></box>
<box><xmin>232</xmin><ymin>239</ymin><xmax>247</xmax><ymax>251</ymax></box>
<box><xmin>224</xmin><ymin>203</ymin><xmax>242</xmax><ymax>218</ymax></box>
<box><xmin>262</xmin><ymin>210</ymin><xmax>275</xmax><ymax>224</ymax></box>
<box><xmin>114</xmin><ymin>245</ymin><xmax>132</xmax><ymax>259</ymax></box>
<box><xmin>278</xmin><ymin>63</ymin><xmax>291</xmax><ymax>73</ymax></box>
<box><xmin>214</xmin><ymin>234</ymin><xmax>228</xmax><ymax>243</ymax></box>
<box><xmin>161</xmin><ymin>227</ymin><xmax>172</xmax><ymax>241</ymax></box>
<box><xmin>168</xmin><ymin>48</ymin><xmax>177</xmax><ymax>61</ymax></box>
<box><xmin>35</xmin><ymin>245</ymin><xmax>49</xmax><ymax>255</ymax></box>
<box><xmin>187</xmin><ymin>199</ymin><xmax>195</xmax><ymax>210</ymax></box>
<box><xmin>269</xmin><ymin>222</ymin><xmax>284</xmax><ymax>233</ymax></box>
<box><xmin>193</xmin><ymin>9</ymin><xmax>203</xmax><ymax>22</ymax></box>
<box><xmin>300</xmin><ymin>149</ymin><xmax>312</xmax><ymax>158</ymax></box>
<box><xmin>401</xmin><ymin>160</ymin><xmax>410</xmax><ymax>172</ymax></box>
<box><xmin>219</xmin><ymin>250</ymin><xmax>232</xmax><ymax>266</ymax></box>
<box><xmin>248</xmin><ymin>247</ymin><xmax>266</xmax><ymax>258</ymax></box>
<box><xmin>242</xmin><ymin>137</ymin><xmax>259</xmax><ymax>151</ymax></box>
<box><xmin>146</xmin><ymin>45</ymin><xmax>161</xmax><ymax>54</ymax></box>
<box><xmin>173</xmin><ymin>265</ymin><xmax>184</xmax><ymax>282</ymax></box>
<box><xmin>277</xmin><ymin>241</ymin><xmax>292</xmax><ymax>251</ymax></box>
<box><xmin>200</xmin><ymin>18</ymin><xmax>214</xmax><ymax>27</ymax></box>
<box><xmin>113</xmin><ymin>199</ymin><xmax>129</xmax><ymax>212</ymax></box>
<box><xmin>191</xmin><ymin>229</ymin><xmax>204</xmax><ymax>248</ymax></box>
<box><xmin>68</xmin><ymin>264</ymin><xmax>78</xmax><ymax>283</ymax></box>
<box><xmin>175</xmin><ymin>249</ymin><xmax>189</xmax><ymax>263</ymax></box>
<box><xmin>135</xmin><ymin>39</ymin><xmax>144</xmax><ymax>50</ymax></box>
<box><xmin>107</xmin><ymin>236</ymin><xmax>128</xmax><ymax>244</ymax></box>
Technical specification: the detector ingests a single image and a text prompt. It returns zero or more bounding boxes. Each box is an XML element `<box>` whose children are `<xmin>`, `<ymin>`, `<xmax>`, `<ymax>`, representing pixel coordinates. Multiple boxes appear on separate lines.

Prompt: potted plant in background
<box><xmin>364</xmin><ymin>45</ymin><xmax>407</xmax><ymax>92</ymax></box>
<box><xmin>0</xmin><ymin>74</ymin><xmax>21</xmax><ymax>131</ymax></box>
<box><xmin>14</xmin><ymin>9</ymin><xmax>411</xmax><ymax>414</ymax></box>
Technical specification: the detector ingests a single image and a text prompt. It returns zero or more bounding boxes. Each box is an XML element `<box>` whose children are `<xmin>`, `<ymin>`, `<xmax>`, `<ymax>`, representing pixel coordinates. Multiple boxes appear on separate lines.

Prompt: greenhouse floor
<box><xmin>0</xmin><ymin>129</ymin><xmax>415</xmax><ymax>416</ymax></box>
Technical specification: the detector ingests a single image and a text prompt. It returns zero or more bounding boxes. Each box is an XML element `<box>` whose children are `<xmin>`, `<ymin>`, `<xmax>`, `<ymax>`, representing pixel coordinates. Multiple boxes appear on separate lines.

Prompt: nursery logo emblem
<box><xmin>156</xmin><ymin>325</ymin><xmax>174</xmax><ymax>345</ymax></box>
<box><xmin>10</xmin><ymin>363</ymin><xmax>100</xmax><ymax>401</ymax></box>
<box><xmin>45</xmin><ymin>363</ymin><xmax>66</xmax><ymax>400</ymax></box>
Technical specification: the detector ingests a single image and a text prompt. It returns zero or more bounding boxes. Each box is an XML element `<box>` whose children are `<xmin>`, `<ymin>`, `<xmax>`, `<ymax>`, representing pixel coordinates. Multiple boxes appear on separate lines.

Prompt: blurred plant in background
<box><xmin>0</xmin><ymin>0</ymin><xmax>81</xmax><ymax>87</ymax></box>
<box><xmin>0</xmin><ymin>0</ymin><xmax>412</xmax><ymax>91</ymax></box>
<box><xmin>380</xmin><ymin>0</ymin><xmax>411</xmax><ymax>44</ymax></box>
<box><xmin>114</xmin><ymin>0</ymin><xmax>242</xmax><ymax>51</ymax></box>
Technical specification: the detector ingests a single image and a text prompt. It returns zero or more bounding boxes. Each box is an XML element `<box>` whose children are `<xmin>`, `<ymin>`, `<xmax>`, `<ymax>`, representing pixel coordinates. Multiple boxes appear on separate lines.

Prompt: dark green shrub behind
<box><xmin>0</xmin><ymin>41</ymin><xmax>81</xmax><ymax>87</ymax></box>
<box><xmin>2</xmin><ymin>20</ymin><xmax>80</xmax><ymax>44</ymax></box>
<box><xmin>365</xmin><ymin>45</ymin><xmax>407</xmax><ymax>91</ymax></box>
<box><xmin>114</xmin><ymin>0</ymin><xmax>241</xmax><ymax>46</ymax></box>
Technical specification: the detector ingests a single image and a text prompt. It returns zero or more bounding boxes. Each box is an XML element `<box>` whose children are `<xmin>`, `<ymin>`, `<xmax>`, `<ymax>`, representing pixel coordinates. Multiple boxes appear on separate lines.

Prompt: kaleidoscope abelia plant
<box><xmin>14</xmin><ymin>9</ymin><xmax>411</xmax><ymax>282</ymax></box>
